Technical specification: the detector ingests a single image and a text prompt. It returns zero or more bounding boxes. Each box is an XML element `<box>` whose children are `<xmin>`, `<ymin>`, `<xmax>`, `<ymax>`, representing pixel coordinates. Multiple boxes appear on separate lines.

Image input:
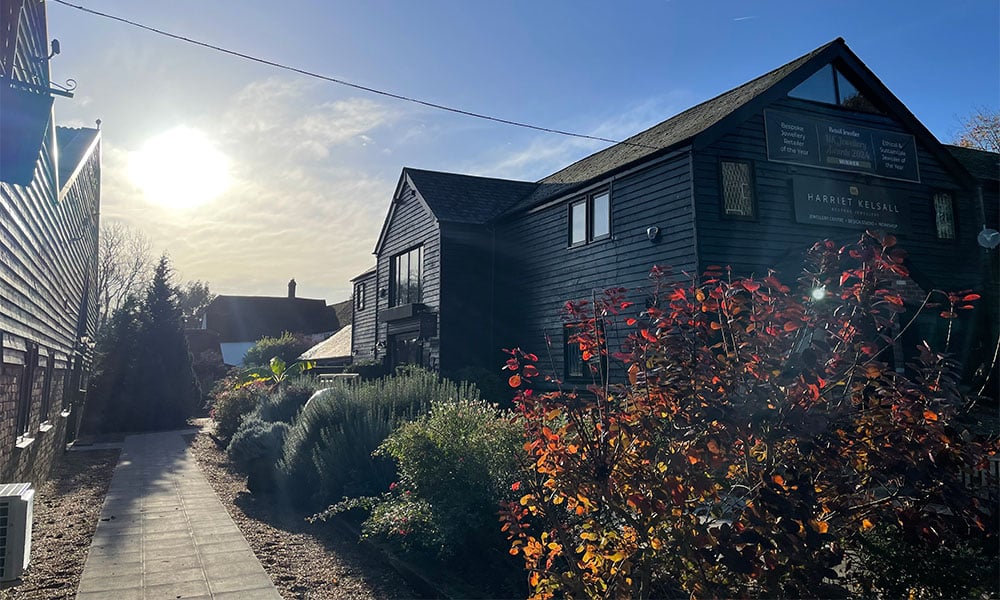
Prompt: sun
<box><xmin>129</xmin><ymin>126</ymin><xmax>231</xmax><ymax>208</ymax></box>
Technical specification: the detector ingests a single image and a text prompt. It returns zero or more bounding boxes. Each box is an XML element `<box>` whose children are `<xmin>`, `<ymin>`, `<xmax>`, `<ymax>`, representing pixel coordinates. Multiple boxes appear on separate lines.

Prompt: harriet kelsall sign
<box><xmin>793</xmin><ymin>176</ymin><xmax>907</xmax><ymax>231</ymax></box>
<box><xmin>765</xmin><ymin>110</ymin><xmax>920</xmax><ymax>183</ymax></box>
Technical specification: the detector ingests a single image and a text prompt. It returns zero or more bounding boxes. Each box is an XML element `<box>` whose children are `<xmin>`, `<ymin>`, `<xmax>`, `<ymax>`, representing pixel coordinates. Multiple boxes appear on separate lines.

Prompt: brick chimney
<box><xmin>288</xmin><ymin>278</ymin><xmax>296</xmax><ymax>298</ymax></box>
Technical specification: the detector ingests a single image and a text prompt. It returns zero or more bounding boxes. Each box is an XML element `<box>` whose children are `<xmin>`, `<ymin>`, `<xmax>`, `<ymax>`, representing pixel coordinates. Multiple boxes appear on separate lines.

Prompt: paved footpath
<box><xmin>76</xmin><ymin>429</ymin><xmax>283</xmax><ymax>599</ymax></box>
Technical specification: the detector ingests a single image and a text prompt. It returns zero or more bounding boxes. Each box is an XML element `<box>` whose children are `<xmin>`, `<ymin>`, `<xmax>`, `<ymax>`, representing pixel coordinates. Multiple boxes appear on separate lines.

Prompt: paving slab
<box><xmin>76</xmin><ymin>429</ymin><xmax>282</xmax><ymax>599</ymax></box>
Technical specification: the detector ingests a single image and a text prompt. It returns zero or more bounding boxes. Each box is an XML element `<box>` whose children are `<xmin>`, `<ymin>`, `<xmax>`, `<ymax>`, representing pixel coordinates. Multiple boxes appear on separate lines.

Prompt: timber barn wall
<box><xmin>692</xmin><ymin>96</ymin><xmax>983</xmax><ymax>290</ymax></box>
<box><xmin>1</xmin><ymin>0</ymin><xmax>100</xmax><ymax>484</ymax></box>
<box><xmin>375</xmin><ymin>186</ymin><xmax>442</xmax><ymax>369</ymax></box>
<box><xmin>497</xmin><ymin>149</ymin><xmax>697</xmax><ymax>380</ymax></box>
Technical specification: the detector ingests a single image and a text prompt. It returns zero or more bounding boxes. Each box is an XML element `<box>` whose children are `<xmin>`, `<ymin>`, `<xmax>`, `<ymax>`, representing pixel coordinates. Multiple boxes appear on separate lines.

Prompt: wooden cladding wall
<box><xmin>376</xmin><ymin>189</ymin><xmax>441</xmax><ymax>368</ymax></box>
<box><xmin>438</xmin><ymin>224</ymin><xmax>497</xmax><ymax>374</ymax></box>
<box><xmin>1</xmin><ymin>110</ymin><xmax>99</xmax><ymax>484</ymax></box>
<box><xmin>2</xmin><ymin>0</ymin><xmax>48</xmax><ymax>87</ymax></box>
<box><xmin>1</xmin><ymin>144</ymin><xmax>98</xmax><ymax>364</ymax></box>
<box><xmin>350</xmin><ymin>271</ymin><xmax>378</xmax><ymax>359</ymax></box>
<box><xmin>693</xmin><ymin>97</ymin><xmax>983</xmax><ymax>292</ymax></box>
<box><xmin>497</xmin><ymin>149</ymin><xmax>697</xmax><ymax>379</ymax></box>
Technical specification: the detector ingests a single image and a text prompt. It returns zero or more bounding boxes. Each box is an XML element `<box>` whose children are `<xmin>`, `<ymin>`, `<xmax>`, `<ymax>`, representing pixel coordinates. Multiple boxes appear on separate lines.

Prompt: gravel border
<box><xmin>3</xmin><ymin>448</ymin><xmax>121</xmax><ymax>600</ymax></box>
<box><xmin>186</xmin><ymin>432</ymin><xmax>416</xmax><ymax>600</ymax></box>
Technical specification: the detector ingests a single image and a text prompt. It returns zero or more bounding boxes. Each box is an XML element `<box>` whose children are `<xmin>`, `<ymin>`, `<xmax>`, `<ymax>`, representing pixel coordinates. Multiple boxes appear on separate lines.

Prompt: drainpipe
<box><xmin>975</xmin><ymin>184</ymin><xmax>1000</xmax><ymax>396</ymax></box>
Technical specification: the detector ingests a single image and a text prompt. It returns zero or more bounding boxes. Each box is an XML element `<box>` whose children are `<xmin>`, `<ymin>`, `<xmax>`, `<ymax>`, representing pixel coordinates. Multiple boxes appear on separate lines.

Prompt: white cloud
<box><xmin>475</xmin><ymin>92</ymin><xmax>697</xmax><ymax>181</ymax></box>
<box><xmin>95</xmin><ymin>78</ymin><xmax>404</xmax><ymax>302</ymax></box>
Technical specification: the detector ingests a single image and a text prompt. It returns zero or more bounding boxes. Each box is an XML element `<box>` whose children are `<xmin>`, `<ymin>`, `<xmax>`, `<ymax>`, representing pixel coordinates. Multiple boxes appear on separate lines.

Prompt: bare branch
<box><xmin>97</xmin><ymin>221</ymin><xmax>153</xmax><ymax>331</ymax></box>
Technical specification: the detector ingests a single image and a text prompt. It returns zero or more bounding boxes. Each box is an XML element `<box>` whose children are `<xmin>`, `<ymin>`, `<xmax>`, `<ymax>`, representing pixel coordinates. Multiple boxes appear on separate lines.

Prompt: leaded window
<box><xmin>934</xmin><ymin>192</ymin><xmax>955</xmax><ymax>239</ymax></box>
<box><xmin>721</xmin><ymin>160</ymin><xmax>755</xmax><ymax>218</ymax></box>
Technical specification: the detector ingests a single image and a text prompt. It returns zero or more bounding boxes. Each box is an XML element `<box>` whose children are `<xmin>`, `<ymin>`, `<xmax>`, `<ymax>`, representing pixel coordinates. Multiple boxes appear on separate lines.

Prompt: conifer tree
<box><xmin>125</xmin><ymin>256</ymin><xmax>201</xmax><ymax>430</ymax></box>
<box><xmin>84</xmin><ymin>296</ymin><xmax>140</xmax><ymax>433</ymax></box>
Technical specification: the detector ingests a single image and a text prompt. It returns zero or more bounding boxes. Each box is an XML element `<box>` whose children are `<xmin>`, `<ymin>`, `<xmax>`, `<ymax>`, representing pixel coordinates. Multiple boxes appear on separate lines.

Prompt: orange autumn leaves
<box><xmin>498</xmin><ymin>231</ymin><xmax>995</xmax><ymax>600</ymax></box>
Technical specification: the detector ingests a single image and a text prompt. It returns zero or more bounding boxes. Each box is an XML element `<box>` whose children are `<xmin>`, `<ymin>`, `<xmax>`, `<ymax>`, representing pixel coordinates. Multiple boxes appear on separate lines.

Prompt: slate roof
<box><xmin>508</xmin><ymin>39</ymin><xmax>842</xmax><ymax>212</ymax></box>
<box><xmin>404</xmin><ymin>168</ymin><xmax>537</xmax><ymax>224</ymax></box>
<box><xmin>205</xmin><ymin>295</ymin><xmax>336</xmax><ymax>343</ymax></box>
<box><xmin>947</xmin><ymin>145</ymin><xmax>1000</xmax><ymax>182</ymax></box>
<box><xmin>328</xmin><ymin>299</ymin><xmax>353</xmax><ymax>330</ymax></box>
<box><xmin>56</xmin><ymin>126</ymin><xmax>100</xmax><ymax>189</ymax></box>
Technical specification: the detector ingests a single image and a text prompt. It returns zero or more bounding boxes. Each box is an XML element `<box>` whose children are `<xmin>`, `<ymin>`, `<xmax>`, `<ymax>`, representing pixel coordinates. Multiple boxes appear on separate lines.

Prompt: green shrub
<box><xmin>447</xmin><ymin>366</ymin><xmax>508</xmax><ymax>406</ymax></box>
<box><xmin>851</xmin><ymin>523</ymin><xmax>999</xmax><ymax>599</ymax></box>
<box><xmin>374</xmin><ymin>398</ymin><xmax>523</xmax><ymax>557</ymax></box>
<box><xmin>226</xmin><ymin>417</ymin><xmax>290</xmax><ymax>494</ymax></box>
<box><xmin>344</xmin><ymin>359</ymin><xmax>388</xmax><ymax>380</ymax></box>
<box><xmin>227</xmin><ymin>416</ymin><xmax>290</xmax><ymax>472</ymax></box>
<box><xmin>210</xmin><ymin>376</ymin><xmax>269</xmax><ymax>441</ymax></box>
<box><xmin>256</xmin><ymin>377</ymin><xmax>324</xmax><ymax>424</ymax></box>
<box><xmin>311</xmin><ymin>397</ymin><xmax>526</xmax><ymax>597</ymax></box>
<box><xmin>278</xmin><ymin>367</ymin><xmax>480</xmax><ymax>510</ymax></box>
<box><xmin>243</xmin><ymin>331</ymin><xmax>312</xmax><ymax>368</ymax></box>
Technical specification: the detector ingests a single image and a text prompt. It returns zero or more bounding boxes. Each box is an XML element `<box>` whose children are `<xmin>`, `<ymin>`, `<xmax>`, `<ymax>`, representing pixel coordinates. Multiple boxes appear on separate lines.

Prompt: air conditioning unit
<box><xmin>0</xmin><ymin>483</ymin><xmax>34</xmax><ymax>582</ymax></box>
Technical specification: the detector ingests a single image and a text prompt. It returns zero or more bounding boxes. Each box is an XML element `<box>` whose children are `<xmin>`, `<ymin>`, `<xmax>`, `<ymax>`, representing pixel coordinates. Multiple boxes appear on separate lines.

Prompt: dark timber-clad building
<box><xmin>1</xmin><ymin>0</ymin><xmax>102</xmax><ymax>482</ymax></box>
<box><xmin>352</xmin><ymin>38</ymin><xmax>999</xmax><ymax>384</ymax></box>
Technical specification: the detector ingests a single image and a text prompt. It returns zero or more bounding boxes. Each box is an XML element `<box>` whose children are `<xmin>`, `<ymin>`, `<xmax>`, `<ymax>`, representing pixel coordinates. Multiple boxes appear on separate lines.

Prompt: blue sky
<box><xmin>47</xmin><ymin>0</ymin><xmax>999</xmax><ymax>302</ymax></box>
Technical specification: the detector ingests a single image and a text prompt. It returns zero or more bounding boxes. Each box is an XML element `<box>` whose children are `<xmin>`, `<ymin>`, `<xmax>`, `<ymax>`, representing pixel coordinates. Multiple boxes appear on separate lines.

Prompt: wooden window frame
<box><xmin>719</xmin><ymin>159</ymin><xmax>757</xmax><ymax>220</ymax></box>
<box><xmin>16</xmin><ymin>344</ymin><xmax>39</xmax><ymax>439</ymax></box>
<box><xmin>39</xmin><ymin>351</ymin><xmax>54</xmax><ymax>424</ymax></box>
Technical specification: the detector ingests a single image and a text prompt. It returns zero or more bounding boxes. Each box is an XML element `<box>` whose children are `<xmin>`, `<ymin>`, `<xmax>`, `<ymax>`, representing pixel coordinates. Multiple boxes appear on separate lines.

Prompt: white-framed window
<box><xmin>568</xmin><ymin>190</ymin><xmax>611</xmax><ymax>246</ymax></box>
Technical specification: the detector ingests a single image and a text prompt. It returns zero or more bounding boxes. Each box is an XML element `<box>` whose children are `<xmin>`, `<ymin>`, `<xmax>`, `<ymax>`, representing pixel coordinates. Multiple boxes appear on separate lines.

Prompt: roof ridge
<box><xmin>403</xmin><ymin>166</ymin><xmax>535</xmax><ymax>185</ymax></box>
<box><xmin>536</xmin><ymin>38</ymin><xmax>842</xmax><ymax>186</ymax></box>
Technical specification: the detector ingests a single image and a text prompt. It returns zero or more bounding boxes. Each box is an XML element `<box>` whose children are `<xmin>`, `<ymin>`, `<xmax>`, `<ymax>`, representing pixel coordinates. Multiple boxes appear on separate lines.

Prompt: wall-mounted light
<box><xmin>646</xmin><ymin>226</ymin><xmax>660</xmax><ymax>242</ymax></box>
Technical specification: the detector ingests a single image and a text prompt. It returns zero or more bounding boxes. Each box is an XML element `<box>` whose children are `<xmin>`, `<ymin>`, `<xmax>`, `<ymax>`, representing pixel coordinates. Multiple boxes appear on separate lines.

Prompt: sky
<box><xmin>45</xmin><ymin>0</ymin><xmax>1000</xmax><ymax>304</ymax></box>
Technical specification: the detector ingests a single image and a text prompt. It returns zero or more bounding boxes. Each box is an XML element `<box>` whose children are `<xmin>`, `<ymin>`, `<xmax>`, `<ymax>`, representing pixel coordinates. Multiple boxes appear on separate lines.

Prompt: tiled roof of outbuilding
<box><xmin>299</xmin><ymin>325</ymin><xmax>352</xmax><ymax>361</ymax></box>
<box><xmin>947</xmin><ymin>145</ymin><xmax>1000</xmax><ymax>182</ymax></box>
<box><xmin>404</xmin><ymin>168</ymin><xmax>537</xmax><ymax>224</ymax></box>
<box><xmin>205</xmin><ymin>295</ymin><xmax>335</xmax><ymax>343</ymax></box>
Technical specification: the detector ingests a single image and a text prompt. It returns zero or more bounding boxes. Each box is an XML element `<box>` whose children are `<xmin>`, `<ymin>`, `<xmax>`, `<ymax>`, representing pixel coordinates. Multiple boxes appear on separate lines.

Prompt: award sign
<box><xmin>765</xmin><ymin>110</ymin><xmax>920</xmax><ymax>182</ymax></box>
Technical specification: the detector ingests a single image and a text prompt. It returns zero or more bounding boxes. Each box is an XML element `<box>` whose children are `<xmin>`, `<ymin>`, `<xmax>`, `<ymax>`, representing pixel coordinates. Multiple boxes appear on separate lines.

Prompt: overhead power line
<box><xmin>51</xmin><ymin>0</ymin><xmax>659</xmax><ymax>151</ymax></box>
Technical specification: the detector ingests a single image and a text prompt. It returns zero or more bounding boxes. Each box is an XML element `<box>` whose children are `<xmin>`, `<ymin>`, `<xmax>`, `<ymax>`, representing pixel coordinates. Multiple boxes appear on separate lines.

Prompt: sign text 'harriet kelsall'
<box><xmin>792</xmin><ymin>176</ymin><xmax>907</xmax><ymax>231</ymax></box>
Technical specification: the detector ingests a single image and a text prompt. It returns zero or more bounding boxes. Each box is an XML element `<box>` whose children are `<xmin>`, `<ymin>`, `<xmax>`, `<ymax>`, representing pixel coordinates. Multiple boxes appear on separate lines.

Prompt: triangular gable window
<box><xmin>789</xmin><ymin>64</ymin><xmax>882</xmax><ymax>115</ymax></box>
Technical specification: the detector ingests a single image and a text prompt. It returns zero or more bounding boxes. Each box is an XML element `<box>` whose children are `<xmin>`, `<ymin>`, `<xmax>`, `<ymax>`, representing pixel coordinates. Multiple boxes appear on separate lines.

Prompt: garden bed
<box><xmin>186</xmin><ymin>432</ymin><xmax>415</xmax><ymax>600</ymax></box>
<box><xmin>3</xmin><ymin>448</ymin><xmax>120</xmax><ymax>600</ymax></box>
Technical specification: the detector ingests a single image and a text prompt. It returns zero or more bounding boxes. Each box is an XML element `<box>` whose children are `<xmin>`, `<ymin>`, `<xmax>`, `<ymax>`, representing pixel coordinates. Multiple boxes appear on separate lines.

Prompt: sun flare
<box><xmin>129</xmin><ymin>126</ymin><xmax>231</xmax><ymax>209</ymax></box>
